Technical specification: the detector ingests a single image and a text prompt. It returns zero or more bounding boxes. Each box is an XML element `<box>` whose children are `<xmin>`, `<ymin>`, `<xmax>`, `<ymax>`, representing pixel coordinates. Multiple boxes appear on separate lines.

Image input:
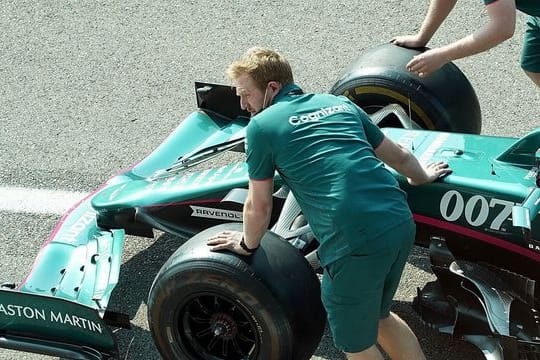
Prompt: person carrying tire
<box><xmin>391</xmin><ymin>0</ymin><xmax>540</xmax><ymax>86</ymax></box>
<box><xmin>207</xmin><ymin>47</ymin><xmax>451</xmax><ymax>360</ymax></box>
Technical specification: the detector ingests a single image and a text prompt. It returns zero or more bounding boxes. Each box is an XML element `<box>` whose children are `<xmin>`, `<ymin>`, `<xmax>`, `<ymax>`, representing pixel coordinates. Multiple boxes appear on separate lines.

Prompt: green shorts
<box><xmin>522</xmin><ymin>16</ymin><xmax>540</xmax><ymax>73</ymax></box>
<box><xmin>321</xmin><ymin>219</ymin><xmax>415</xmax><ymax>353</ymax></box>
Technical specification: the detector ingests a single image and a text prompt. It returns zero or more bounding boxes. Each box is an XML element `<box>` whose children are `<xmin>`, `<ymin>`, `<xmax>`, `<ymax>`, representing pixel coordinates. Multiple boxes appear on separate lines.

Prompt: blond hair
<box><xmin>226</xmin><ymin>47</ymin><xmax>294</xmax><ymax>90</ymax></box>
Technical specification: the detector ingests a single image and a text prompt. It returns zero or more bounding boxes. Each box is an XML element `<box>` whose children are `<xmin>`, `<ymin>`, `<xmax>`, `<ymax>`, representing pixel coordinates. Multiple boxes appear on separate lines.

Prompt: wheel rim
<box><xmin>177</xmin><ymin>293</ymin><xmax>260</xmax><ymax>360</ymax></box>
<box><xmin>360</xmin><ymin>103</ymin><xmax>426</xmax><ymax>129</ymax></box>
<box><xmin>339</xmin><ymin>85</ymin><xmax>436</xmax><ymax>130</ymax></box>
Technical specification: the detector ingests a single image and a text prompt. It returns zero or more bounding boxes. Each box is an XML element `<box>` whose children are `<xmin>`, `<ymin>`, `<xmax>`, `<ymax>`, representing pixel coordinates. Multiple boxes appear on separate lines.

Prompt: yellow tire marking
<box><xmin>351</xmin><ymin>86</ymin><xmax>435</xmax><ymax>129</ymax></box>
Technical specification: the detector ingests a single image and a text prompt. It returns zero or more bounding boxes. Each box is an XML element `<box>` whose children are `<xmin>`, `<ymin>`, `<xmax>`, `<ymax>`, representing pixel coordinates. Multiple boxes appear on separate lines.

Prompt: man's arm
<box><xmin>374</xmin><ymin>136</ymin><xmax>451</xmax><ymax>185</ymax></box>
<box><xmin>406</xmin><ymin>0</ymin><xmax>516</xmax><ymax>77</ymax></box>
<box><xmin>242</xmin><ymin>178</ymin><xmax>274</xmax><ymax>249</ymax></box>
<box><xmin>438</xmin><ymin>0</ymin><xmax>516</xmax><ymax>60</ymax></box>
<box><xmin>418</xmin><ymin>0</ymin><xmax>458</xmax><ymax>44</ymax></box>
<box><xmin>207</xmin><ymin>178</ymin><xmax>274</xmax><ymax>255</ymax></box>
<box><xmin>392</xmin><ymin>0</ymin><xmax>458</xmax><ymax>48</ymax></box>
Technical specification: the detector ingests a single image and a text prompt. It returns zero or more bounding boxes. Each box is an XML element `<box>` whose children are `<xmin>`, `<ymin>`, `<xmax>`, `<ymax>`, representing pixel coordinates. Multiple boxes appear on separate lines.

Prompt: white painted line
<box><xmin>0</xmin><ymin>186</ymin><xmax>89</xmax><ymax>215</ymax></box>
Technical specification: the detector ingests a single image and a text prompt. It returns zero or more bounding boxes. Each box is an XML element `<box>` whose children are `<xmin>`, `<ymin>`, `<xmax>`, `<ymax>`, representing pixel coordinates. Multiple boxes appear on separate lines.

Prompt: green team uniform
<box><xmin>246</xmin><ymin>83</ymin><xmax>416</xmax><ymax>352</ymax></box>
<box><xmin>484</xmin><ymin>0</ymin><xmax>540</xmax><ymax>72</ymax></box>
<box><xmin>246</xmin><ymin>83</ymin><xmax>411</xmax><ymax>267</ymax></box>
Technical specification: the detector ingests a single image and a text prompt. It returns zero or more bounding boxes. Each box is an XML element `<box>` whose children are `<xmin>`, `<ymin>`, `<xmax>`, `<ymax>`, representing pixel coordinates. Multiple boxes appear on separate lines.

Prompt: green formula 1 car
<box><xmin>0</xmin><ymin>44</ymin><xmax>538</xmax><ymax>360</ymax></box>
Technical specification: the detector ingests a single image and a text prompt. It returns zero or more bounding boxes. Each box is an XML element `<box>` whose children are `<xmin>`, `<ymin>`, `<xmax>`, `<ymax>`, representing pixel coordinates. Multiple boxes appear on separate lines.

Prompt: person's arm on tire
<box><xmin>207</xmin><ymin>178</ymin><xmax>273</xmax><ymax>255</ymax></box>
<box><xmin>404</xmin><ymin>0</ymin><xmax>516</xmax><ymax>77</ymax></box>
<box><xmin>242</xmin><ymin>179</ymin><xmax>274</xmax><ymax>248</ymax></box>
<box><xmin>391</xmin><ymin>0</ymin><xmax>458</xmax><ymax>48</ymax></box>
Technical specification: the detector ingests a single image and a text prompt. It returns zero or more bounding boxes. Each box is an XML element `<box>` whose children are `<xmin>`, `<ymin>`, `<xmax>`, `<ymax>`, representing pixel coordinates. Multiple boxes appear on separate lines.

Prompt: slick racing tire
<box><xmin>147</xmin><ymin>223</ymin><xmax>326</xmax><ymax>360</ymax></box>
<box><xmin>330</xmin><ymin>43</ymin><xmax>481</xmax><ymax>134</ymax></box>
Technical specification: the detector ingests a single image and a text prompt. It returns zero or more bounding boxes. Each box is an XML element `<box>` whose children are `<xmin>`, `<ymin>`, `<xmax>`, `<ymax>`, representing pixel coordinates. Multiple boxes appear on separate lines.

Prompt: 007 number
<box><xmin>439</xmin><ymin>190</ymin><xmax>514</xmax><ymax>231</ymax></box>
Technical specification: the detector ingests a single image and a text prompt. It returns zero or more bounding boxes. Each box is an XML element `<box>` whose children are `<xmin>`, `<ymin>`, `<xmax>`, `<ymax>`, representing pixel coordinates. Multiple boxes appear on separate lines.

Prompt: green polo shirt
<box><xmin>484</xmin><ymin>0</ymin><xmax>540</xmax><ymax>15</ymax></box>
<box><xmin>246</xmin><ymin>83</ymin><xmax>412</xmax><ymax>267</ymax></box>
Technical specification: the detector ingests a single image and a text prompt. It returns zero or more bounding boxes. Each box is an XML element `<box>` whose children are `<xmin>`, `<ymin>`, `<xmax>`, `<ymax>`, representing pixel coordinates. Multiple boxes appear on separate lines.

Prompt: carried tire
<box><xmin>330</xmin><ymin>43</ymin><xmax>481</xmax><ymax>133</ymax></box>
<box><xmin>147</xmin><ymin>223</ymin><xmax>326</xmax><ymax>360</ymax></box>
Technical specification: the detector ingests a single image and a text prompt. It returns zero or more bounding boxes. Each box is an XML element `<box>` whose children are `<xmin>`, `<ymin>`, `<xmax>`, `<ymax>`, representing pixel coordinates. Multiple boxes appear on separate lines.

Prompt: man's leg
<box><xmin>321</xmin><ymin>255</ymin><xmax>383</xmax><ymax>359</ymax></box>
<box><xmin>343</xmin><ymin>312</ymin><xmax>425</xmax><ymax>360</ymax></box>
<box><xmin>377</xmin><ymin>312</ymin><xmax>426</xmax><ymax>360</ymax></box>
<box><xmin>343</xmin><ymin>311</ymin><xmax>425</xmax><ymax>360</ymax></box>
<box><xmin>374</xmin><ymin>220</ymin><xmax>425</xmax><ymax>360</ymax></box>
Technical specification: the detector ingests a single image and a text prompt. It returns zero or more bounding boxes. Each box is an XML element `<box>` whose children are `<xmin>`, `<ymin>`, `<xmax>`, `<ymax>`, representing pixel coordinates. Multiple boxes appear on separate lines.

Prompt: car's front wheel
<box><xmin>147</xmin><ymin>223</ymin><xmax>326</xmax><ymax>360</ymax></box>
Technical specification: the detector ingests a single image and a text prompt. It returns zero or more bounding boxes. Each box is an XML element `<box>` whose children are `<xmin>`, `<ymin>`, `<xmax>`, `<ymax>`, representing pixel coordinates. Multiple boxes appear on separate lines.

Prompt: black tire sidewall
<box><xmin>148</xmin><ymin>260</ymin><xmax>293</xmax><ymax>360</ymax></box>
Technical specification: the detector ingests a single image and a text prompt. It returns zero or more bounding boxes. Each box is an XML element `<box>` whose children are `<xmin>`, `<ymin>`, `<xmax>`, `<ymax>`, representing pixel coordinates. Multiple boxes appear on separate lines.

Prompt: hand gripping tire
<box><xmin>330</xmin><ymin>43</ymin><xmax>482</xmax><ymax>134</ymax></box>
<box><xmin>147</xmin><ymin>223</ymin><xmax>326</xmax><ymax>360</ymax></box>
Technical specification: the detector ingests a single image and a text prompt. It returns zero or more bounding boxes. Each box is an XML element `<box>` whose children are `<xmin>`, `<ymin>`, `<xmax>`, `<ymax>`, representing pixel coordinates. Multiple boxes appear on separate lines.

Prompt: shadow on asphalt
<box><xmin>107</xmin><ymin>232</ymin><xmax>183</xmax><ymax>359</ymax></box>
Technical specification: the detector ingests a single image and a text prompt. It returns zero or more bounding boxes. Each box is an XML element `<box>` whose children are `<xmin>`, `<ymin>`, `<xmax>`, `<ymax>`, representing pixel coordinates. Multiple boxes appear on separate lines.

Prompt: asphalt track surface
<box><xmin>0</xmin><ymin>1</ymin><xmax>539</xmax><ymax>359</ymax></box>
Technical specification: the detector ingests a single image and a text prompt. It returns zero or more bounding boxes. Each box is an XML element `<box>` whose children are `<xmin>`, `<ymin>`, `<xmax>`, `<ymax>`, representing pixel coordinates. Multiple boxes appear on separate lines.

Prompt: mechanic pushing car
<box><xmin>207</xmin><ymin>47</ymin><xmax>451</xmax><ymax>360</ymax></box>
<box><xmin>392</xmin><ymin>0</ymin><xmax>540</xmax><ymax>86</ymax></box>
